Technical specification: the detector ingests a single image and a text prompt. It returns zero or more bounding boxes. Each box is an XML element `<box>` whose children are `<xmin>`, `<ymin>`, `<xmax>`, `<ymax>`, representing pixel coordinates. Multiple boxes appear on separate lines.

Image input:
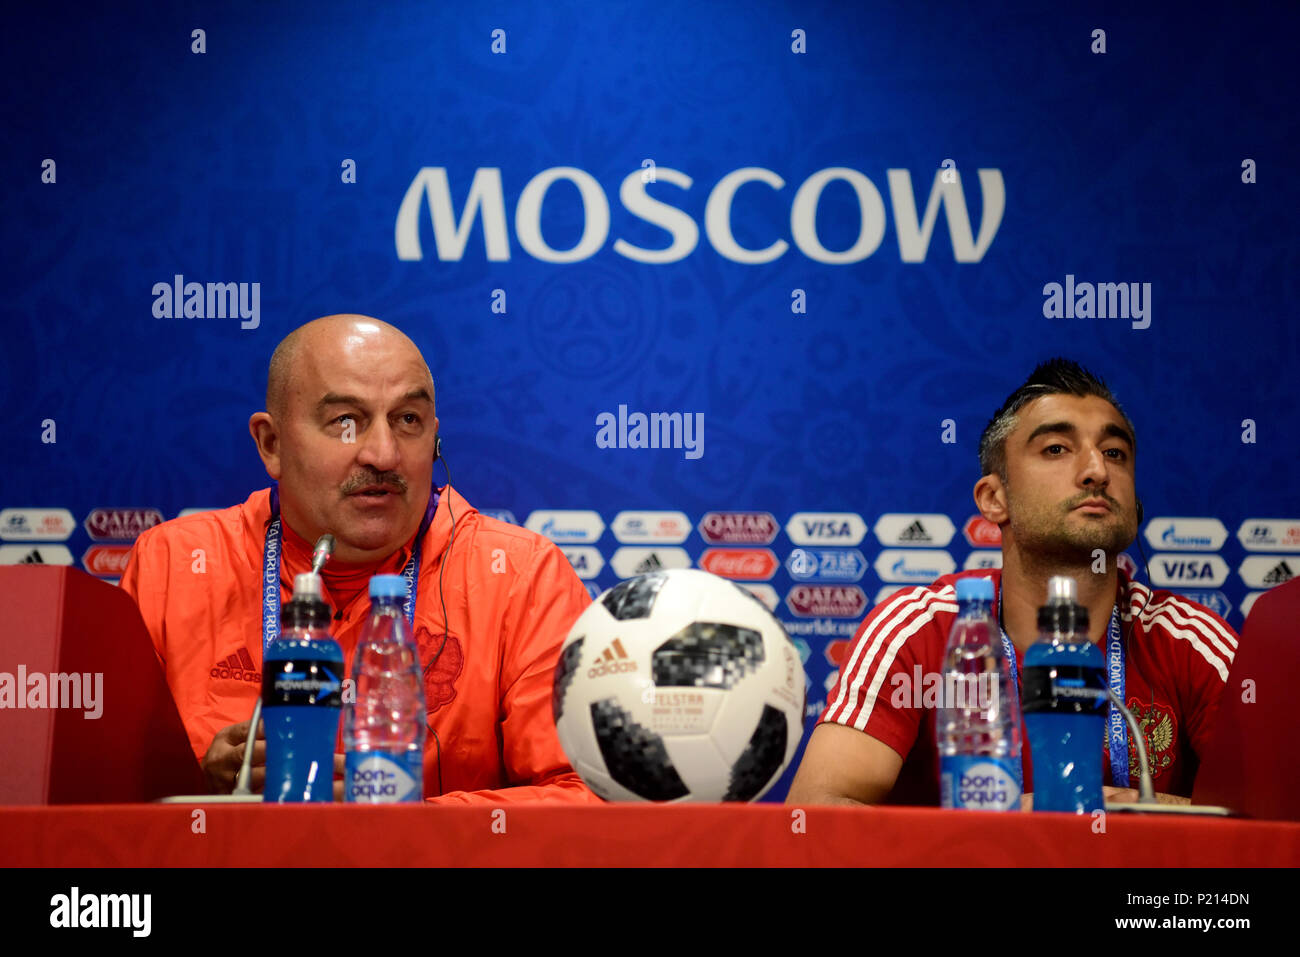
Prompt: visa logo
<box><xmin>1160</xmin><ymin>560</ymin><xmax>1216</xmax><ymax>580</ymax></box>
<box><xmin>804</xmin><ymin>520</ymin><xmax>851</xmax><ymax>537</ymax></box>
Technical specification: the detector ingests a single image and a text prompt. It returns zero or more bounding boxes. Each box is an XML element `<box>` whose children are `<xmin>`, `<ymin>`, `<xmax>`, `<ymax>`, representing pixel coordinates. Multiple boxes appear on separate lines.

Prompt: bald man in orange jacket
<box><xmin>122</xmin><ymin>314</ymin><xmax>599</xmax><ymax>805</ymax></box>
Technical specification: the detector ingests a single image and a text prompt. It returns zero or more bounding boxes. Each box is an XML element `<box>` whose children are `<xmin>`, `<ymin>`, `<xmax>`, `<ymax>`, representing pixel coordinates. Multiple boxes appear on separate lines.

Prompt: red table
<box><xmin>2</xmin><ymin>803</ymin><xmax>1297</xmax><ymax>866</ymax></box>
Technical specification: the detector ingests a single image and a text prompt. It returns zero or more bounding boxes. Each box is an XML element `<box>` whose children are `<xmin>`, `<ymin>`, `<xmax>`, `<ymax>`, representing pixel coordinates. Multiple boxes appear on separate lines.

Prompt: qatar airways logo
<box><xmin>395</xmin><ymin>166</ymin><xmax>1005</xmax><ymax>265</ymax></box>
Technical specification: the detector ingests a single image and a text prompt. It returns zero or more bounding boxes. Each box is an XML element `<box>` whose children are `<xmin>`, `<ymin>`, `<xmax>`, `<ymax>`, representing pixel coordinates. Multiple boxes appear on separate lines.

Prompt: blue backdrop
<box><xmin>3</xmin><ymin>0</ymin><xmax>1297</xmax><ymax>801</ymax></box>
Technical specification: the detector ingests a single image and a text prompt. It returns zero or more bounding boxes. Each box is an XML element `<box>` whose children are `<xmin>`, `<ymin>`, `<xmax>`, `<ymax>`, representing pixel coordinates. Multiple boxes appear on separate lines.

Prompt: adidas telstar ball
<box><xmin>552</xmin><ymin>568</ymin><xmax>806</xmax><ymax>802</ymax></box>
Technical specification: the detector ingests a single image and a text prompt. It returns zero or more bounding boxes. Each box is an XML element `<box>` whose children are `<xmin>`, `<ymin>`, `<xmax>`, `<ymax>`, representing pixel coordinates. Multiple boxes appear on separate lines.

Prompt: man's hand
<box><xmin>334</xmin><ymin>753</ymin><xmax>345</xmax><ymax>802</ymax></box>
<box><xmin>1103</xmin><ymin>786</ymin><xmax>1191</xmax><ymax>806</ymax></box>
<box><xmin>1020</xmin><ymin>787</ymin><xmax>1191</xmax><ymax>810</ymax></box>
<box><xmin>202</xmin><ymin>719</ymin><xmax>266</xmax><ymax>794</ymax></box>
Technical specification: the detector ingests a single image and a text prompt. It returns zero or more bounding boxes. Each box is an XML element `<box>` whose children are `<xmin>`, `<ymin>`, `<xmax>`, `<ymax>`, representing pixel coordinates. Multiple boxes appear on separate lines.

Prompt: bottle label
<box><xmin>940</xmin><ymin>755</ymin><xmax>1021</xmax><ymax>811</ymax></box>
<box><xmin>262</xmin><ymin>659</ymin><xmax>343</xmax><ymax>707</ymax></box>
<box><xmin>1021</xmin><ymin>664</ymin><xmax>1107</xmax><ymax>715</ymax></box>
<box><xmin>345</xmin><ymin>751</ymin><xmax>423</xmax><ymax>803</ymax></box>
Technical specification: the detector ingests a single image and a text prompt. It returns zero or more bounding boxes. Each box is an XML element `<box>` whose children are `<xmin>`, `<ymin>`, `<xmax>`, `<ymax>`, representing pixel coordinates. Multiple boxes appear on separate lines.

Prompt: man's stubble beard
<box><xmin>1004</xmin><ymin>484</ymin><xmax>1136</xmax><ymax>565</ymax></box>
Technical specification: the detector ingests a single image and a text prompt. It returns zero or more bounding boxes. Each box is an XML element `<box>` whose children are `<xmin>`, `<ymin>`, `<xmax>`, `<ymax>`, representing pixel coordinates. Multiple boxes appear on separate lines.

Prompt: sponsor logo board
<box><xmin>823</xmin><ymin>639</ymin><xmax>854</xmax><ymax>667</ymax></box>
<box><xmin>610</xmin><ymin>546</ymin><xmax>691</xmax><ymax>579</ymax></box>
<box><xmin>82</xmin><ymin>545</ymin><xmax>133</xmax><ymax>577</ymax></box>
<box><xmin>873</xmin><ymin>513</ymin><xmax>956</xmax><ymax>547</ymax></box>
<box><xmin>1237</xmin><ymin>556</ymin><xmax>1295</xmax><ymax>589</ymax></box>
<box><xmin>699</xmin><ymin>548</ymin><xmax>777</xmax><ymax>580</ymax></box>
<box><xmin>1143</xmin><ymin>517</ymin><xmax>1228</xmax><ymax>552</ymax></box>
<box><xmin>1148</xmin><ymin>553</ymin><xmax>1230</xmax><ymax>587</ymax></box>
<box><xmin>611</xmin><ymin>510</ymin><xmax>691</xmax><ymax>544</ymax></box>
<box><xmin>84</xmin><ymin>508</ymin><xmax>163</xmax><ymax>542</ymax></box>
<box><xmin>963</xmin><ymin>550</ymin><xmax>1002</xmax><ymax>570</ymax></box>
<box><xmin>785</xmin><ymin>585</ymin><xmax>867</xmax><ymax>619</ymax></box>
<box><xmin>785</xmin><ymin>547</ymin><xmax>866</xmax><ymax>582</ymax></box>
<box><xmin>962</xmin><ymin>516</ymin><xmax>1001</xmax><ymax>547</ymax></box>
<box><xmin>524</xmin><ymin>509</ymin><xmax>605</xmax><ymax>544</ymax></box>
<box><xmin>0</xmin><ymin>544</ymin><xmax>74</xmax><ymax>565</ymax></box>
<box><xmin>874</xmin><ymin>549</ymin><xmax>956</xmax><ymax>583</ymax></box>
<box><xmin>785</xmin><ymin>512</ymin><xmax>868</xmax><ymax>546</ymax></box>
<box><xmin>0</xmin><ymin>508</ymin><xmax>76</xmax><ymax>542</ymax></box>
<box><xmin>698</xmin><ymin>511</ymin><xmax>778</xmax><ymax>545</ymax></box>
<box><xmin>1236</xmin><ymin>519</ymin><xmax>1300</xmax><ymax>552</ymax></box>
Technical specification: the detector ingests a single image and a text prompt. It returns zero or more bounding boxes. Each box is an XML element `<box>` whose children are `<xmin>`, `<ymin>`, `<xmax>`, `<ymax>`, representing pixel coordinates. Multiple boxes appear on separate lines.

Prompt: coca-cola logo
<box><xmin>82</xmin><ymin>544</ymin><xmax>133</xmax><ymax>577</ymax></box>
<box><xmin>698</xmin><ymin>512</ymin><xmax>778</xmax><ymax>545</ymax></box>
<box><xmin>84</xmin><ymin>508</ymin><xmax>164</xmax><ymax>542</ymax></box>
<box><xmin>785</xmin><ymin>585</ymin><xmax>867</xmax><ymax>619</ymax></box>
<box><xmin>699</xmin><ymin>548</ymin><xmax>778</xmax><ymax>580</ymax></box>
<box><xmin>963</xmin><ymin>515</ymin><xmax>1001</xmax><ymax>547</ymax></box>
<box><xmin>823</xmin><ymin>639</ymin><xmax>853</xmax><ymax>667</ymax></box>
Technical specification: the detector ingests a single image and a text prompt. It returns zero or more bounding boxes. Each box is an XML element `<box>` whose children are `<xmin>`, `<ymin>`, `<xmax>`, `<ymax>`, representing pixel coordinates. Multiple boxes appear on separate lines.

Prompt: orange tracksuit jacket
<box><xmin>121</xmin><ymin>484</ymin><xmax>601</xmax><ymax>805</ymax></box>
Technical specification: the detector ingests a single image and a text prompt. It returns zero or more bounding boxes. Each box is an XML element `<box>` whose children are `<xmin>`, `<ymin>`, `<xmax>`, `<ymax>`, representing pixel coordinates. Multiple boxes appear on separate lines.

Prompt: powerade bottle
<box><xmin>938</xmin><ymin>577</ymin><xmax>1022</xmax><ymax>811</ymax></box>
<box><xmin>342</xmin><ymin>575</ymin><xmax>427</xmax><ymax>803</ymax></box>
<box><xmin>263</xmin><ymin>572</ymin><xmax>343</xmax><ymax>803</ymax></box>
<box><xmin>1022</xmin><ymin>576</ymin><xmax>1106</xmax><ymax>813</ymax></box>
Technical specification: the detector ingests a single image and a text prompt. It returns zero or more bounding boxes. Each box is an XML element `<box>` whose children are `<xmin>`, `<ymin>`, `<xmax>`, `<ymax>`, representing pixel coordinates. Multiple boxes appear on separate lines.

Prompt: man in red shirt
<box><xmin>122</xmin><ymin>314</ymin><xmax>599</xmax><ymax>804</ymax></box>
<box><xmin>787</xmin><ymin>359</ymin><xmax>1237</xmax><ymax>807</ymax></box>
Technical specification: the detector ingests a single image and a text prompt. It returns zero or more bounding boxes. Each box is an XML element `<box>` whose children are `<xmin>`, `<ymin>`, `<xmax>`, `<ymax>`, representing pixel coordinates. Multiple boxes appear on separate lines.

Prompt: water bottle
<box><xmin>938</xmin><ymin>577</ymin><xmax>1023</xmax><ymax>811</ymax></box>
<box><xmin>263</xmin><ymin>572</ymin><xmax>343</xmax><ymax>803</ymax></box>
<box><xmin>1022</xmin><ymin>576</ymin><xmax>1107</xmax><ymax>813</ymax></box>
<box><xmin>342</xmin><ymin>575</ymin><xmax>427</xmax><ymax>803</ymax></box>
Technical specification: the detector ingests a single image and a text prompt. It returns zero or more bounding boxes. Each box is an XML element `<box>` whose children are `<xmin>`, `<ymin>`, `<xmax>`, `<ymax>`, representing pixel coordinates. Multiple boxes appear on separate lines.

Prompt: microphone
<box><xmin>311</xmin><ymin>534</ymin><xmax>335</xmax><ymax>575</ymax></box>
<box><xmin>1076</xmin><ymin>686</ymin><xmax>1231</xmax><ymax>816</ymax></box>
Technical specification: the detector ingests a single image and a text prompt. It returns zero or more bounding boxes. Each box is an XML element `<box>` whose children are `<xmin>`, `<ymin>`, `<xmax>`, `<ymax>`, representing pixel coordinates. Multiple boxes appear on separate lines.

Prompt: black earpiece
<box><xmin>433</xmin><ymin>434</ymin><xmax>442</xmax><ymax>462</ymax></box>
<box><xmin>1136</xmin><ymin>498</ymin><xmax>1144</xmax><ymax>526</ymax></box>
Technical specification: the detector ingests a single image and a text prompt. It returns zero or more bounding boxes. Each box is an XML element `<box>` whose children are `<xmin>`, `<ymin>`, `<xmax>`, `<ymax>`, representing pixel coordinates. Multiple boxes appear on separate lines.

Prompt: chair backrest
<box><xmin>1192</xmin><ymin>577</ymin><xmax>1300</xmax><ymax>820</ymax></box>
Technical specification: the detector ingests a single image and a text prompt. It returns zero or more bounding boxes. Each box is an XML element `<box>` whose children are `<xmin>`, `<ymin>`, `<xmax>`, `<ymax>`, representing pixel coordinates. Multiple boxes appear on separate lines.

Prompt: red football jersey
<box><xmin>820</xmin><ymin>569</ymin><xmax>1238</xmax><ymax>804</ymax></box>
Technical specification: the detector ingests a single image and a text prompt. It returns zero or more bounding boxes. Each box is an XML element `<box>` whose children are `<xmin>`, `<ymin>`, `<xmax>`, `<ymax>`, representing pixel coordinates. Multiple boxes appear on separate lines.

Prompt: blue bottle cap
<box><xmin>369</xmin><ymin>574</ymin><xmax>407</xmax><ymax>599</ymax></box>
<box><xmin>955</xmin><ymin>577</ymin><xmax>994</xmax><ymax>602</ymax></box>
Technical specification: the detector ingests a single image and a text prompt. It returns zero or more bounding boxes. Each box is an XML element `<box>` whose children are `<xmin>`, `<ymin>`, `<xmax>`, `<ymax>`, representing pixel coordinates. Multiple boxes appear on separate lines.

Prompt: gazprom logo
<box><xmin>874</xmin><ymin>549</ymin><xmax>956</xmax><ymax>583</ymax></box>
<box><xmin>525</xmin><ymin>510</ymin><xmax>605</xmax><ymax>544</ymax></box>
<box><xmin>1143</xmin><ymin>517</ymin><xmax>1226</xmax><ymax>552</ymax></box>
<box><xmin>395</xmin><ymin>166</ymin><xmax>1005</xmax><ymax>265</ymax></box>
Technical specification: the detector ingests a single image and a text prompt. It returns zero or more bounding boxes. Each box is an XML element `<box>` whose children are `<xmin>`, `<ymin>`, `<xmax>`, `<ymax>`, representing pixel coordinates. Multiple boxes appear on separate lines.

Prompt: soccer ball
<box><xmin>552</xmin><ymin>568</ymin><xmax>806</xmax><ymax>802</ymax></box>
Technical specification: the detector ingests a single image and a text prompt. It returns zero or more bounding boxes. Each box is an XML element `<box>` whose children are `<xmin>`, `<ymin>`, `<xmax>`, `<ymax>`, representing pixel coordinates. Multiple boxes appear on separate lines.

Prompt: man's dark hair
<box><xmin>978</xmin><ymin>358</ymin><xmax>1136</xmax><ymax>479</ymax></box>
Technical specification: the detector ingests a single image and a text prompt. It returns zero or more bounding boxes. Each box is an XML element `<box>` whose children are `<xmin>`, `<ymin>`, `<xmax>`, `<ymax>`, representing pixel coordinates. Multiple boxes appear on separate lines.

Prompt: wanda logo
<box><xmin>699</xmin><ymin>548</ymin><xmax>778</xmax><ymax>580</ymax></box>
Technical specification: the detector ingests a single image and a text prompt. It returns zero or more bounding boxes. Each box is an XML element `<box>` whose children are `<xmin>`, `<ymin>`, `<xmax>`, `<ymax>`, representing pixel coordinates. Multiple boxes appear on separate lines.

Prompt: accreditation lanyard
<box><xmin>262</xmin><ymin>485</ymin><xmax>438</xmax><ymax>652</ymax></box>
<box><xmin>997</xmin><ymin>586</ymin><xmax>1129</xmax><ymax>789</ymax></box>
